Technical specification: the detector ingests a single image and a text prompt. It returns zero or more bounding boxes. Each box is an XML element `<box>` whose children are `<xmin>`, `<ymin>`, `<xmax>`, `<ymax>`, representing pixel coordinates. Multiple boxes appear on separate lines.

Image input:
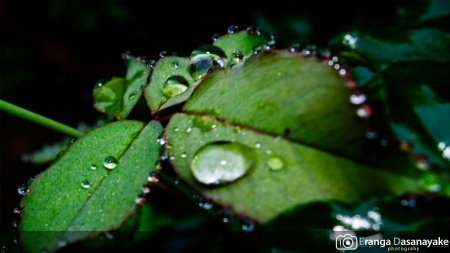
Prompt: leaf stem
<box><xmin>0</xmin><ymin>99</ymin><xmax>84</xmax><ymax>138</ymax></box>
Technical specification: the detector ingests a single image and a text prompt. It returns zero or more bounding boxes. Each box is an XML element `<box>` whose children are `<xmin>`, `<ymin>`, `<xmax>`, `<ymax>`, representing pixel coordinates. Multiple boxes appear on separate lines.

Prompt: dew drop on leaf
<box><xmin>227</xmin><ymin>25</ymin><xmax>238</xmax><ymax>34</ymax></box>
<box><xmin>90</xmin><ymin>164</ymin><xmax>97</xmax><ymax>170</ymax></box>
<box><xmin>103</xmin><ymin>156</ymin><xmax>118</xmax><ymax>169</ymax></box>
<box><xmin>350</xmin><ymin>90</ymin><xmax>366</xmax><ymax>105</ymax></box>
<box><xmin>190</xmin><ymin>142</ymin><xmax>257</xmax><ymax>185</ymax></box>
<box><xmin>268</xmin><ymin>156</ymin><xmax>284</xmax><ymax>171</ymax></box>
<box><xmin>135</xmin><ymin>196</ymin><xmax>146</xmax><ymax>205</ymax></box>
<box><xmin>171</xmin><ymin>61</ymin><xmax>179</xmax><ymax>69</ymax></box>
<box><xmin>13</xmin><ymin>207</ymin><xmax>21</xmax><ymax>214</ymax></box>
<box><xmin>12</xmin><ymin>219</ymin><xmax>18</xmax><ymax>228</ymax></box>
<box><xmin>162</xmin><ymin>76</ymin><xmax>189</xmax><ymax>98</ymax></box>
<box><xmin>357</xmin><ymin>105</ymin><xmax>372</xmax><ymax>118</ymax></box>
<box><xmin>81</xmin><ymin>180</ymin><xmax>90</xmax><ymax>189</ymax></box>
<box><xmin>128</xmin><ymin>93</ymin><xmax>136</xmax><ymax>101</ymax></box>
<box><xmin>189</xmin><ymin>45</ymin><xmax>227</xmax><ymax>80</ymax></box>
<box><xmin>17</xmin><ymin>184</ymin><xmax>28</xmax><ymax>196</ymax></box>
<box><xmin>240</xmin><ymin>218</ymin><xmax>255</xmax><ymax>232</ymax></box>
<box><xmin>289</xmin><ymin>43</ymin><xmax>301</xmax><ymax>52</ymax></box>
<box><xmin>212</xmin><ymin>33</ymin><xmax>220</xmax><ymax>42</ymax></box>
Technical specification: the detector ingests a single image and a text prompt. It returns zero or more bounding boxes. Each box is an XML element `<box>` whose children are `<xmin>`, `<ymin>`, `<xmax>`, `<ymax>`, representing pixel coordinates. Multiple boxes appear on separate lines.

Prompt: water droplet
<box><xmin>157</xmin><ymin>138</ymin><xmax>166</xmax><ymax>146</ymax></box>
<box><xmin>90</xmin><ymin>164</ymin><xmax>97</xmax><ymax>170</ymax></box>
<box><xmin>162</xmin><ymin>76</ymin><xmax>189</xmax><ymax>98</ymax></box>
<box><xmin>255</xmin><ymin>143</ymin><xmax>261</xmax><ymax>148</ymax></box>
<box><xmin>302</xmin><ymin>44</ymin><xmax>317</xmax><ymax>55</ymax></box>
<box><xmin>380</xmin><ymin>139</ymin><xmax>388</xmax><ymax>147</ymax></box>
<box><xmin>332</xmin><ymin>56</ymin><xmax>339</xmax><ymax>62</ymax></box>
<box><xmin>200</xmin><ymin>201</ymin><xmax>213</xmax><ymax>210</ymax></box>
<box><xmin>438</xmin><ymin>141</ymin><xmax>447</xmax><ymax>151</ymax></box>
<box><xmin>399</xmin><ymin>141</ymin><xmax>413</xmax><ymax>152</ymax></box>
<box><xmin>190</xmin><ymin>142</ymin><xmax>257</xmax><ymax>185</ymax></box>
<box><xmin>81</xmin><ymin>180</ymin><xmax>90</xmax><ymax>189</ymax></box>
<box><xmin>171</xmin><ymin>61</ymin><xmax>179</xmax><ymax>69</ymax></box>
<box><xmin>416</xmin><ymin>155</ymin><xmax>430</xmax><ymax>170</ymax></box>
<box><xmin>17</xmin><ymin>184</ymin><xmax>28</xmax><ymax>196</ymax></box>
<box><xmin>159</xmin><ymin>51</ymin><xmax>167</xmax><ymax>58</ymax></box>
<box><xmin>147</xmin><ymin>59</ymin><xmax>156</xmax><ymax>69</ymax></box>
<box><xmin>181</xmin><ymin>153</ymin><xmax>187</xmax><ymax>158</ymax></box>
<box><xmin>12</xmin><ymin>235</ymin><xmax>18</xmax><ymax>245</ymax></box>
<box><xmin>289</xmin><ymin>43</ymin><xmax>300</xmax><ymax>52</ymax></box>
<box><xmin>219</xmin><ymin>209</ymin><xmax>232</xmax><ymax>223</ymax></box>
<box><xmin>240</xmin><ymin>218</ymin><xmax>255</xmax><ymax>232</ymax></box>
<box><xmin>26</xmin><ymin>177</ymin><xmax>34</xmax><ymax>186</ymax></box>
<box><xmin>135</xmin><ymin>196</ymin><xmax>146</xmax><ymax>205</ymax></box>
<box><xmin>58</xmin><ymin>241</ymin><xmax>67</xmax><ymax>248</ymax></box>
<box><xmin>142</xmin><ymin>186</ymin><xmax>151</xmax><ymax>194</ymax></box>
<box><xmin>148</xmin><ymin>171</ymin><xmax>159</xmax><ymax>183</ymax></box>
<box><xmin>443</xmin><ymin>146</ymin><xmax>450</xmax><ymax>160</ymax></box>
<box><xmin>264</xmin><ymin>39</ymin><xmax>276</xmax><ymax>51</ymax></box>
<box><xmin>420</xmin><ymin>172</ymin><xmax>441</xmax><ymax>192</ymax></box>
<box><xmin>246</xmin><ymin>25</ymin><xmax>256</xmax><ymax>34</ymax></box>
<box><xmin>12</xmin><ymin>219</ymin><xmax>18</xmax><ymax>228</ymax></box>
<box><xmin>334</xmin><ymin>64</ymin><xmax>340</xmax><ymax>70</ymax></box>
<box><xmin>93</xmin><ymin>78</ymin><xmax>110</xmax><ymax>91</ymax></box>
<box><xmin>212</xmin><ymin>33</ymin><xmax>220</xmax><ymax>41</ymax></box>
<box><xmin>103</xmin><ymin>156</ymin><xmax>117</xmax><ymax>169</ymax></box>
<box><xmin>155</xmin><ymin>161</ymin><xmax>163</xmax><ymax>170</ymax></box>
<box><xmin>232</xmin><ymin>50</ymin><xmax>244</xmax><ymax>63</ymax></box>
<box><xmin>317</xmin><ymin>49</ymin><xmax>331</xmax><ymax>60</ymax></box>
<box><xmin>174</xmin><ymin>127</ymin><xmax>179</xmax><ymax>132</ymax></box>
<box><xmin>366</xmin><ymin>130</ymin><xmax>378</xmax><ymax>139</ymax></box>
<box><xmin>1</xmin><ymin>246</ymin><xmax>7</xmax><ymax>253</ymax></box>
<box><xmin>121</xmin><ymin>51</ymin><xmax>131</xmax><ymax>60</ymax></box>
<box><xmin>255</xmin><ymin>27</ymin><xmax>263</xmax><ymax>36</ymax></box>
<box><xmin>350</xmin><ymin>90</ymin><xmax>366</xmax><ymax>105</ymax></box>
<box><xmin>128</xmin><ymin>93</ymin><xmax>136</xmax><ymax>101</ymax></box>
<box><xmin>186</xmin><ymin>127</ymin><xmax>192</xmax><ymax>133</ymax></box>
<box><xmin>227</xmin><ymin>25</ymin><xmax>238</xmax><ymax>34</ymax></box>
<box><xmin>268</xmin><ymin>156</ymin><xmax>284</xmax><ymax>171</ymax></box>
<box><xmin>13</xmin><ymin>207</ymin><xmax>21</xmax><ymax>214</ymax></box>
<box><xmin>189</xmin><ymin>45</ymin><xmax>228</xmax><ymax>80</ymax></box>
<box><xmin>357</xmin><ymin>105</ymin><xmax>372</xmax><ymax>118</ymax></box>
<box><xmin>252</xmin><ymin>45</ymin><xmax>263</xmax><ymax>55</ymax></box>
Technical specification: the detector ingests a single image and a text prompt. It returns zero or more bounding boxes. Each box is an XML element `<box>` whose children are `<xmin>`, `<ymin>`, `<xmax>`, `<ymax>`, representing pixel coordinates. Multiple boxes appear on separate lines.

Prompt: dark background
<box><xmin>0</xmin><ymin>0</ymin><xmax>406</xmax><ymax>237</ymax></box>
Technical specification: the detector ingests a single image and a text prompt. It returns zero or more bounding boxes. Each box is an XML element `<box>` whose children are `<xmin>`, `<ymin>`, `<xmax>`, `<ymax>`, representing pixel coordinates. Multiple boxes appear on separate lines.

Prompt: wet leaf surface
<box><xmin>19</xmin><ymin>120</ymin><xmax>163</xmax><ymax>253</ymax></box>
<box><xmin>93</xmin><ymin>57</ymin><xmax>150</xmax><ymax>119</ymax></box>
<box><xmin>165</xmin><ymin>51</ymin><xmax>422</xmax><ymax>223</ymax></box>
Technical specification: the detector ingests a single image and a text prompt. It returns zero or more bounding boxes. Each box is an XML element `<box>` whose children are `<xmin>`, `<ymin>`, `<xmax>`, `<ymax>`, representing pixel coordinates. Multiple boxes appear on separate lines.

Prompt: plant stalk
<box><xmin>0</xmin><ymin>99</ymin><xmax>84</xmax><ymax>138</ymax></box>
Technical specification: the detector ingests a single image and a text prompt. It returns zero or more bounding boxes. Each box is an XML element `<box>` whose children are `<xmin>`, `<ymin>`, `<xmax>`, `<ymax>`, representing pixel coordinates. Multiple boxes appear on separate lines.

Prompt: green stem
<box><xmin>0</xmin><ymin>99</ymin><xmax>84</xmax><ymax>138</ymax></box>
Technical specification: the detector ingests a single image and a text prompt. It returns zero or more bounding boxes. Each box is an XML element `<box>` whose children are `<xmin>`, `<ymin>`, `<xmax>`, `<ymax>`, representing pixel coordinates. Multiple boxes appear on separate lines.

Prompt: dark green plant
<box><xmin>1</xmin><ymin>2</ymin><xmax>449</xmax><ymax>253</ymax></box>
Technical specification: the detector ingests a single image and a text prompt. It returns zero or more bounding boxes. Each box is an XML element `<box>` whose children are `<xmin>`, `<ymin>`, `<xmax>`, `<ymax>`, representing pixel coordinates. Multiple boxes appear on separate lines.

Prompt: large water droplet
<box><xmin>189</xmin><ymin>45</ymin><xmax>228</xmax><ymax>80</ymax></box>
<box><xmin>103</xmin><ymin>156</ymin><xmax>117</xmax><ymax>169</ymax></box>
<box><xmin>268</xmin><ymin>156</ymin><xmax>284</xmax><ymax>171</ymax></box>
<box><xmin>190</xmin><ymin>142</ymin><xmax>257</xmax><ymax>185</ymax></box>
<box><xmin>17</xmin><ymin>184</ymin><xmax>28</xmax><ymax>196</ymax></box>
<box><xmin>162</xmin><ymin>76</ymin><xmax>189</xmax><ymax>98</ymax></box>
<box><xmin>81</xmin><ymin>180</ymin><xmax>90</xmax><ymax>189</ymax></box>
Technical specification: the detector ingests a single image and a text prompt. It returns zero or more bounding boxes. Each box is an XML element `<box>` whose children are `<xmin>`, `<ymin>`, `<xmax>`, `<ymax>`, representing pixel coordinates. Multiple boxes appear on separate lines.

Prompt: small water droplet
<box><xmin>240</xmin><ymin>218</ymin><xmax>255</xmax><ymax>232</ymax></box>
<box><xmin>366</xmin><ymin>130</ymin><xmax>378</xmax><ymax>139</ymax></box>
<box><xmin>252</xmin><ymin>45</ymin><xmax>263</xmax><ymax>55</ymax></box>
<box><xmin>13</xmin><ymin>207</ymin><xmax>21</xmax><ymax>214</ymax></box>
<box><xmin>246</xmin><ymin>25</ymin><xmax>256</xmax><ymax>34</ymax></box>
<box><xmin>171</xmin><ymin>61</ymin><xmax>179</xmax><ymax>69</ymax></box>
<box><xmin>93</xmin><ymin>78</ymin><xmax>110</xmax><ymax>91</ymax></box>
<box><xmin>135</xmin><ymin>196</ymin><xmax>146</xmax><ymax>205</ymax></box>
<box><xmin>147</xmin><ymin>59</ymin><xmax>156</xmax><ymax>69</ymax></box>
<box><xmin>328</xmin><ymin>60</ymin><xmax>334</xmax><ymax>66</ymax></box>
<box><xmin>219</xmin><ymin>209</ymin><xmax>231</xmax><ymax>223</ymax></box>
<box><xmin>162</xmin><ymin>76</ymin><xmax>189</xmax><ymax>98</ymax></box>
<box><xmin>268</xmin><ymin>156</ymin><xmax>284</xmax><ymax>171</ymax></box>
<box><xmin>438</xmin><ymin>141</ymin><xmax>447</xmax><ymax>151</ymax></box>
<box><xmin>302</xmin><ymin>44</ymin><xmax>317</xmax><ymax>55</ymax></box>
<box><xmin>232</xmin><ymin>50</ymin><xmax>244</xmax><ymax>63</ymax></box>
<box><xmin>12</xmin><ymin>235</ymin><xmax>18</xmax><ymax>245</ymax></box>
<box><xmin>128</xmin><ymin>93</ymin><xmax>136</xmax><ymax>101</ymax></box>
<box><xmin>181</xmin><ymin>152</ymin><xmax>187</xmax><ymax>158</ymax></box>
<box><xmin>148</xmin><ymin>171</ymin><xmax>159</xmax><ymax>183</ymax></box>
<box><xmin>90</xmin><ymin>164</ymin><xmax>97</xmax><ymax>170</ymax></box>
<box><xmin>289</xmin><ymin>43</ymin><xmax>301</xmax><ymax>52</ymax></box>
<box><xmin>17</xmin><ymin>184</ymin><xmax>28</xmax><ymax>196</ymax></box>
<box><xmin>121</xmin><ymin>51</ymin><xmax>131</xmax><ymax>60</ymax></box>
<box><xmin>416</xmin><ymin>155</ymin><xmax>430</xmax><ymax>170</ymax></box>
<box><xmin>103</xmin><ymin>156</ymin><xmax>118</xmax><ymax>169</ymax></box>
<box><xmin>190</xmin><ymin>142</ymin><xmax>257</xmax><ymax>185</ymax></box>
<box><xmin>357</xmin><ymin>105</ymin><xmax>372</xmax><ymax>118</ymax></box>
<box><xmin>255</xmin><ymin>27</ymin><xmax>263</xmax><ymax>36</ymax></box>
<box><xmin>332</xmin><ymin>56</ymin><xmax>339</xmax><ymax>62</ymax></box>
<box><xmin>350</xmin><ymin>90</ymin><xmax>366</xmax><ymax>105</ymax></box>
<box><xmin>200</xmin><ymin>201</ymin><xmax>213</xmax><ymax>210</ymax></box>
<box><xmin>58</xmin><ymin>241</ymin><xmax>67</xmax><ymax>248</ymax></box>
<box><xmin>212</xmin><ymin>33</ymin><xmax>220</xmax><ymax>41</ymax></box>
<box><xmin>157</xmin><ymin>138</ymin><xmax>166</xmax><ymax>146</ymax></box>
<box><xmin>266</xmin><ymin>149</ymin><xmax>272</xmax><ymax>155</ymax></box>
<box><xmin>317</xmin><ymin>49</ymin><xmax>330</xmax><ymax>60</ymax></box>
<box><xmin>227</xmin><ymin>25</ymin><xmax>238</xmax><ymax>34</ymax></box>
<box><xmin>186</xmin><ymin>127</ymin><xmax>192</xmax><ymax>133</ymax></box>
<box><xmin>12</xmin><ymin>219</ymin><xmax>18</xmax><ymax>228</ymax></box>
<box><xmin>81</xmin><ymin>180</ymin><xmax>90</xmax><ymax>189</ymax></box>
<box><xmin>264</xmin><ymin>39</ymin><xmax>276</xmax><ymax>51</ymax></box>
<box><xmin>155</xmin><ymin>161</ymin><xmax>163</xmax><ymax>170</ymax></box>
<box><xmin>380</xmin><ymin>139</ymin><xmax>388</xmax><ymax>147</ymax></box>
<box><xmin>26</xmin><ymin>177</ymin><xmax>34</xmax><ymax>186</ymax></box>
<box><xmin>420</xmin><ymin>172</ymin><xmax>441</xmax><ymax>192</ymax></box>
<box><xmin>189</xmin><ymin>45</ymin><xmax>228</xmax><ymax>80</ymax></box>
<box><xmin>142</xmin><ymin>186</ymin><xmax>151</xmax><ymax>194</ymax></box>
<box><xmin>159</xmin><ymin>51</ymin><xmax>167</xmax><ymax>58</ymax></box>
<box><xmin>1</xmin><ymin>246</ymin><xmax>7</xmax><ymax>253</ymax></box>
<box><xmin>334</xmin><ymin>64</ymin><xmax>340</xmax><ymax>70</ymax></box>
<box><xmin>255</xmin><ymin>143</ymin><xmax>261</xmax><ymax>148</ymax></box>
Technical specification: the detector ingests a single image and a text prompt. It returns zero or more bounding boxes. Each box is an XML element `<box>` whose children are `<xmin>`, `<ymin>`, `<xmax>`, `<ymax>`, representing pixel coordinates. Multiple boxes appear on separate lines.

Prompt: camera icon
<box><xmin>336</xmin><ymin>234</ymin><xmax>358</xmax><ymax>250</ymax></box>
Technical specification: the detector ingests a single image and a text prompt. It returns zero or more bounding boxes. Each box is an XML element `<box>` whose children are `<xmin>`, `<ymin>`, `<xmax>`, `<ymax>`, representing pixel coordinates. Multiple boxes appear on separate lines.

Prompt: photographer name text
<box><xmin>359</xmin><ymin>237</ymin><xmax>449</xmax><ymax>248</ymax></box>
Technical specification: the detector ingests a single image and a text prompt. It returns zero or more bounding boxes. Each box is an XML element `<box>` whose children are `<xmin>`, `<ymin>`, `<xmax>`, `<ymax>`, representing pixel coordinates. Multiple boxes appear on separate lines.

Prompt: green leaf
<box><xmin>93</xmin><ymin>57</ymin><xmax>150</xmax><ymax>119</ymax></box>
<box><xmin>144</xmin><ymin>56</ymin><xmax>197</xmax><ymax>114</ymax></box>
<box><xmin>165</xmin><ymin>51</ymin><xmax>421</xmax><ymax>223</ymax></box>
<box><xmin>213</xmin><ymin>30</ymin><xmax>266</xmax><ymax>66</ymax></box>
<box><xmin>19</xmin><ymin>120</ymin><xmax>163</xmax><ymax>253</ymax></box>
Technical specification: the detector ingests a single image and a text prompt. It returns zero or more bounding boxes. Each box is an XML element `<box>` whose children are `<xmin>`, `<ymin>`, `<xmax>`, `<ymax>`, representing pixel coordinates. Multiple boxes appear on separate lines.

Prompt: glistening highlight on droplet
<box><xmin>103</xmin><ymin>156</ymin><xmax>118</xmax><ymax>170</ymax></box>
<box><xmin>189</xmin><ymin>45</ymin><xmax>228</xmax><ymax>80</ymax></box>
<box><xmin>190</xmin><ymin>142</ymin><xmax>257</xmax><ymax>185</ymax></box>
